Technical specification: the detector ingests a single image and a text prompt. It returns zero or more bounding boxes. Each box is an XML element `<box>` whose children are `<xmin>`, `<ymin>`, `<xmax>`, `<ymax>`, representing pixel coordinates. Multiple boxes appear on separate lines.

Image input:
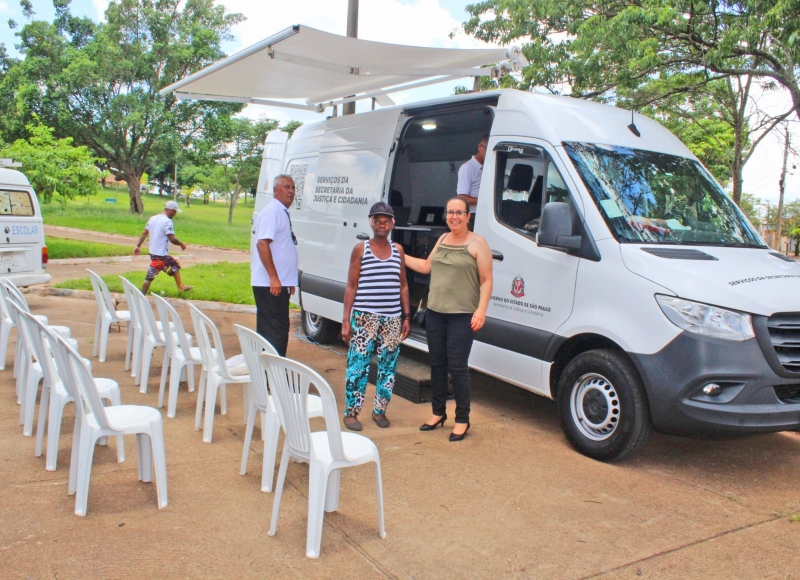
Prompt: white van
<box><xmin>0</xmin><ymin>168</ymin><xmax>50</xmax><ymax>287</ymax></box>
<box><xmin>252</xmin><ymin>89</ymin><xmax>800</xmax><ymax>460</ymax></box>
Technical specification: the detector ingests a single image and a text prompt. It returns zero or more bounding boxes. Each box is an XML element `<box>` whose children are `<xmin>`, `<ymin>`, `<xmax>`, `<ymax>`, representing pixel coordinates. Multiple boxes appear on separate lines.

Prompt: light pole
<box><xmin>343</xmin><ymin>0</ymin><xmax>358</xmax><ymax>116</ymax></box>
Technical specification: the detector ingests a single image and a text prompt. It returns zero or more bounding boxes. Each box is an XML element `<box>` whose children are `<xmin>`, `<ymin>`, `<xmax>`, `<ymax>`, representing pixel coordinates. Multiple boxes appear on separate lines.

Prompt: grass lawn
<box><xmin>46</xmin><ymin>237</ymin><xmax>132</xmax><ymax>259</ymax></box>
<box><xmin>55</xmin><ymin>261</ymin><xmax>256</xmax><ymax>305</ymax></box>
<box><xmin>41</xmin><ymin>189</ymin><xmax>253</xmax><ymax>251</ymax></box>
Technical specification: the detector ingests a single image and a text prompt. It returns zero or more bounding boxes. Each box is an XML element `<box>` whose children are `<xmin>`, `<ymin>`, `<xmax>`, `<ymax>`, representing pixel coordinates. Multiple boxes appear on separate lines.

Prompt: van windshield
<box><xmin>563</xmin><ymin>142</ymin><xmax>765</xmax><ymax>247</ymax></box>
<box><xmin>0</xmin><ymin>189</ymin><xmax>35</xmax><ymax>216</ymax></box>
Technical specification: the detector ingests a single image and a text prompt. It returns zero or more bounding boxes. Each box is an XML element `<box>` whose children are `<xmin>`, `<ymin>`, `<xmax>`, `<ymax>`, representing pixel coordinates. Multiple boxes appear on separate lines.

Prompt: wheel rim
<box><xmin>304</xmin><ymin>311</ymin><xmax>323</xmax><ymax>333</ymax></box>
<box><xmin>569</xmin><ymin>372</ymin><xmax>620</xmax><ymax>441</ymax></box>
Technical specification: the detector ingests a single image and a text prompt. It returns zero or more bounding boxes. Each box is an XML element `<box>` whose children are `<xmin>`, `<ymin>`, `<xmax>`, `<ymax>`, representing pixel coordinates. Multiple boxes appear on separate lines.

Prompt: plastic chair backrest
<box><xmin>15</xmin><ymin>306</ymin><xmax>58</xmax><ymax>386</ymax></box>
<box><xmin>188</xmin><ymin>303</ymin><xmax>215</xmax><ymax>370</ymax></box>
<box><xmin>188</xmin><ymin>304</ymin><xmax>232</xmax><ymax>378</ymax></box>
<box><xmin>153</xmin><ymin>295</ymin><xmax>191</xmax><ymax>359</ymax></box>
<box><xmin>61</xmin><ymin>333</ymin><xmax>114</xmax><ymax>431</ymax></box>
<box><xmin>234</xmin><ymin>325</ymin><xmax>277</xmax><ymax>412</ymax></box>
<box><xmin>118</xmin><ymin>277</ymin><xmax>140</xmax><ymax>328</ymax></box>
<box><xmin>47</xmin><ymin>326</ymin><xmax>87</xmax><ymax>423</ymax></box>
<box><xmin>133</xmin><ymin>286</ymin><xmax>161</xmax><ymax>341</ymax></box>
<box><xmin>260</xmin><ymin>353</ymin><xmax>346</xmax><ymax>462</ymax></box>
<box><xmin>87</xmin><ymin>270</ymin><xmax>117</xmax><ymax>317</ymax></box>
<box><xmin>2</xmin><ymin>279</ymin><xmax>30</xmax><ymax>314</ymax></box>
<box><xmin>0</xmin><ymin>280</ymin><xmax>14</xmax><ymax>323</ymax></box>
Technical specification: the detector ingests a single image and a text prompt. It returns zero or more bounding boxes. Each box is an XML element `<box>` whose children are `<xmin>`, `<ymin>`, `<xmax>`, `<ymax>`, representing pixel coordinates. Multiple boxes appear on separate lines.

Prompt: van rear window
<box><xmin>0</xmin><ymin>190</ymin><xmax>35</xmax><ymax>216</ymax></box>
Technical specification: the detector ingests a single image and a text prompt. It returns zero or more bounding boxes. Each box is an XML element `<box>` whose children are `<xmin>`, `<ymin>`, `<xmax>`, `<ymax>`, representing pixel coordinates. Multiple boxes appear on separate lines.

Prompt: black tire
<box><xmin>300</xmin><ymin>309</ymin><xmax>341</xmax><ymax>344</ymax></box>
<box><xmin>556</xmin><ymin>349</ymin><xmax>652</xmax><ymax>461</ymax></box>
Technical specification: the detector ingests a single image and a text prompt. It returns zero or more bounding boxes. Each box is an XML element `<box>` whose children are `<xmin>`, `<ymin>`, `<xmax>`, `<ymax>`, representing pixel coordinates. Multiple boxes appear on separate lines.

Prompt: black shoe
<box><xmin>419</xmin><ymin>414</ymin><xmax>447</xmax><ymax>431</ymax></box>
<box><xmin>449</xmin><ymin>423</ymin><xmax>470</xmax><ymax>442</ymax></box>
<box><xmin>343</xmin><ymin>415</ymin><xmax>362</xmax><ymax>431</ymax></box>
<box><xmin>372</xmin><ymin>412</ymin><xmax>390</xmax><ymax>428</ymax></box>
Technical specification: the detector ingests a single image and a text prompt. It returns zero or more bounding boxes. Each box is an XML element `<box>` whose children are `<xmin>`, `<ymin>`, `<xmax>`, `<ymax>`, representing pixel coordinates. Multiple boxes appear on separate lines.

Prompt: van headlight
<box><xmin>656</xmin><ymin>295</ymin><xmax>755</xmax><ymax>341</ymax></box>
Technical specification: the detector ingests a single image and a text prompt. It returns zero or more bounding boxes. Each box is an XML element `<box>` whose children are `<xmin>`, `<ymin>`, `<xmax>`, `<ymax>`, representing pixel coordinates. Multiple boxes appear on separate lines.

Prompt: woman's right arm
<box><xmin>341</xmin><ymin>243</ymin><xmax>363</xmax><ymax>345</ymax></box>
<box><xmin>404</xmin><ymin>234</ymin><xmax>446</xmax><ymax>274</ymax></box>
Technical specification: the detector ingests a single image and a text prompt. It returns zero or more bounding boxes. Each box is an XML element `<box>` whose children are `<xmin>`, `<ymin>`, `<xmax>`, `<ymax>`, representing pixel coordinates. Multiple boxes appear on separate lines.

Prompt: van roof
<box><xmin>0</xmin><ymin>168</ymin><xmax>32</xmax><ymax>188</ymax></box>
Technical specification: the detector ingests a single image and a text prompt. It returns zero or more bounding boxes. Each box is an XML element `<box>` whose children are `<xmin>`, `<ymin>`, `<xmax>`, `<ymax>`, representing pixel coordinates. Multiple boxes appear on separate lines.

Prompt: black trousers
<box><xmin>426</xmin><ymin>309</ymin><xmax>475</xmax><ymax>424</ymax></box>
<box><xmin>252</xmin><ymin>286</ymin><xmax>291</xmax><ymax>357</ymax></box>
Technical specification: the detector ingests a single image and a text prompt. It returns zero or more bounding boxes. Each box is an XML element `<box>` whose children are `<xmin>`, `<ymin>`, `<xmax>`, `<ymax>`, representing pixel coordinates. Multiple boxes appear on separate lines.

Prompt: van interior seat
<box><xmin>501</xmin><ymin>166</ymin><xmax>542</xmax><ymax>229</ymax></box>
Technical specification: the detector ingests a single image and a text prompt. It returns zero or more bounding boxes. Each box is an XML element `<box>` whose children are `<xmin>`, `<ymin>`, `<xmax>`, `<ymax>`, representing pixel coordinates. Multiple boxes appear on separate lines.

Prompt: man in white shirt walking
<box><xmin>456</xmin><ymin>134</ymin><xmax>489</xmax><ymax>227</ymax></box>
<box><xmin>251</xmin><ymin>174</ymin><xmax>298</xmax><ymax>356</ymax></box>
<box><xmin>134</xmin><ymin>200</ymin><xmax>193</xmax><ymax>294</ymax></box>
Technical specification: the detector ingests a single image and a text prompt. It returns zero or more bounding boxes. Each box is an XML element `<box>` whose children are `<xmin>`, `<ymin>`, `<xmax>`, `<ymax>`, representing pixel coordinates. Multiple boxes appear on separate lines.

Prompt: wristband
<box><xmin>402</xmin><ymin>313</ymin><xmax>412</xmax><ymax>320</ymax></box>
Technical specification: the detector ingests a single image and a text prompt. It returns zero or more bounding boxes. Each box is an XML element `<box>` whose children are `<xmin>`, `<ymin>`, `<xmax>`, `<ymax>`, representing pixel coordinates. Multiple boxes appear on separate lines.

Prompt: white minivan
<box><xmin>251</xmin><ymin>89</ymin><xmax>800</xmax><ymax>460</ymax></box>
<box><xmin>0</xmin><ymin>168</ymin><xmax>50</xmax><ymax>287</ymax></box>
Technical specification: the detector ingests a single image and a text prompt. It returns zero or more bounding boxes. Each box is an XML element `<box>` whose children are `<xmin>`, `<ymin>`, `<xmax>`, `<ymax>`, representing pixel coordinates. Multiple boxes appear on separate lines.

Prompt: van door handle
<box><xmin>356</xmin><ymin>234</ymin><xmax>370</xmax><ymax>241</ymax></box>
<box><xmin>491</xmin><ymin>249</ymin><xmax>504</xmax><ymax>261</ymax></box>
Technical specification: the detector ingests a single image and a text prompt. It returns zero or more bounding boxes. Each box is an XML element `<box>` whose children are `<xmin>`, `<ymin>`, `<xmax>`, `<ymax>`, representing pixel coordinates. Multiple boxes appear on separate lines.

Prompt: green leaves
<box><xmin>0</xmin><ymin>116</ymin><xmax>106</xmax><ymax>204</ymax></box>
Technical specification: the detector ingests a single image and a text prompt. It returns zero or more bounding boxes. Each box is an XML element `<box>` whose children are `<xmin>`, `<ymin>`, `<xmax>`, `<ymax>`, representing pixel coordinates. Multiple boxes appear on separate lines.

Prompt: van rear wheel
<box><xmin>301</xmin><ymin>309</ymin><xmax>341</xmax><ymax>344</ymax></box>
<box><xmin>556</xmin><ymin>349</ymin><xmax>652</xmax><ymax>461</ymax></box>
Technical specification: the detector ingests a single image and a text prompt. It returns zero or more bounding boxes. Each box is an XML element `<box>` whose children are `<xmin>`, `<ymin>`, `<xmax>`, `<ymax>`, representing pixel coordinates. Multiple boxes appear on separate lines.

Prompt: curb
<box><xmin>28</xmin><ymin>286</ymin><xmax>259</xmax><ymax>315</ymax></box>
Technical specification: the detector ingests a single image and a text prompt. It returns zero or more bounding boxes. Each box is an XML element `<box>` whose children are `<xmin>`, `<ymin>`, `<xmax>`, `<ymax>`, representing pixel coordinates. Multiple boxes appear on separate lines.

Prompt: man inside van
<box><xmin>134</xmin><ymin>200</ymin><xmax>193</xmax><ymax>294</ymax></box>
<box><xmin>251</xmin><ymin>174</ymin><xmax>298</xmax><ymax>357</ymax></box>
<box><xmin>456</xmin><ymin>134</ymin><xmax>489</xmax><ymax>227</ymax></box>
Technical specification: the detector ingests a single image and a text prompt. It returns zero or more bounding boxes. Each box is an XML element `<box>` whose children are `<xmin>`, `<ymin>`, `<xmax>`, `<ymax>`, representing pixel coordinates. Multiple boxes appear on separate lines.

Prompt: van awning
<box><xmin>159</xmin><ymin>25</ymin><xmax>525</xmax><ymax>112</ymax></box>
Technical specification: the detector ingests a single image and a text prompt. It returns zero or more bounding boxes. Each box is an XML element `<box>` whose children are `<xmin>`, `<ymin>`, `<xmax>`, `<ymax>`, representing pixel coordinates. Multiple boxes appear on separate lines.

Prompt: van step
<box><xmin>368</xmin><ymin>349</ymin><xmax>432</xmax><ymax>404</ymax></box>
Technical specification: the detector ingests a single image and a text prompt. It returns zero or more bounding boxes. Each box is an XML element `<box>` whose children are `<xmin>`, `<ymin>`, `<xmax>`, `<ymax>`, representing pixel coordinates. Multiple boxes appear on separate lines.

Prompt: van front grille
<box><xmin>766</xmin><ymin>313</ymin><xmax>800</xmax><ymax>373</ymax></box>
<box><xmin>773</xmin><ymin>385</ymin><xmax>800</xmax><ymax>403</ymax></box>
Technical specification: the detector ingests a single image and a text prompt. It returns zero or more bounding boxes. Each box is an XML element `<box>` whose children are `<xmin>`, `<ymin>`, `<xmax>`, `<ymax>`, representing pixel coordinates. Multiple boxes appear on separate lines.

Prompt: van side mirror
<box><xmin>537</xmin><ymin>202</ymin><xmax>581</xmax><ymax>252</ymax></box>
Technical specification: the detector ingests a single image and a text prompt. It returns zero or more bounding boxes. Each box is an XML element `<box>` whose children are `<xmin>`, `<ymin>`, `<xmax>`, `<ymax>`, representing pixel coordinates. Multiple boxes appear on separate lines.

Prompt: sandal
<box><xmin>343</xmin><ymin>415</ymin><xmax>362</xmax><ymax>431</ymax></box>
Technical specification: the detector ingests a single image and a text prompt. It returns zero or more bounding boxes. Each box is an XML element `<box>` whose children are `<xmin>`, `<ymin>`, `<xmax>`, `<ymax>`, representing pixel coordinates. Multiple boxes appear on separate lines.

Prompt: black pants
<box><xmin>426</xmin><ymin>309</ymin><xmax>475</xmax><ymax>424</ymax></box>
<box><xmin>252</xmin><ymin>286</ymin><xmax>291</xmax><ymax>357</ymax></box>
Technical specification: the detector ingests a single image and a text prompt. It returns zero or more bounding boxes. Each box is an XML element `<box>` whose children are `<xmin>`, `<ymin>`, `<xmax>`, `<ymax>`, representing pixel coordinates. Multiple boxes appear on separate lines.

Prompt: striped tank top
<box><xmin>352</xmin><ymin>240</ymin><xmax>402</xmax><ymax>317</ymax></box>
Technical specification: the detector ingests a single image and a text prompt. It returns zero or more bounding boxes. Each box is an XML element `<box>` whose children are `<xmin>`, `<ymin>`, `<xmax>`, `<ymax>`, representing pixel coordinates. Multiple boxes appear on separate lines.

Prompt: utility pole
<box><xmin>343</xmin><ymin>0</ymin><xmax>358</xmax><ymax>116</ymax></box>
<box><xmin>776</xmin><ymin>125</ymin><xmax>791</xmax><ymax>252</ymax></box>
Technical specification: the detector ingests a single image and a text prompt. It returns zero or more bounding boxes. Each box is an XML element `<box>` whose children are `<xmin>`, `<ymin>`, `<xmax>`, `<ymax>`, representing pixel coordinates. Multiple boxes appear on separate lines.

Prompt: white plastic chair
<box><xmin>261</xmin><ymin>353</ymin><xmax>385</xmax><ymax>559</ymax></box>
<box><xmin>153</xmin><ymin>295</ymin><xmax>202</xmax><ymax>418</ymax></box>
<box><xmin>23</xmin><ymin>312</ymin><xmax>124</xmax><ymax>471</ymax></box>
<box><xmin>87</xmin><ymin>269</ymin><xmax>131</xmax><ymax>363</ymax></box>
<box><xmin>119</xmin><ymin>276</ymin><xmax>142</xmax><ymax>377</ymax></box>
<box><xmin>234</xmin><ymin>325</ymin><xmax>323</xmax><ymax>492</ymax></box>
<box><xmin>51</xmin><ymin>330</ymin><xmax>168</xmax><ymax>517</ymax></box>
<box><xmin>188</xmin><ymin>304</ymin><xmax>249</xmax><ymax>443</ymax></box>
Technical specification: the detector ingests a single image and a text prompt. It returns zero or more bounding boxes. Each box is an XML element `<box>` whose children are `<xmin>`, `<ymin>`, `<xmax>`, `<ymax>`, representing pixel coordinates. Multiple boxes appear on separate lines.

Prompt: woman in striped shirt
<box><xmin>341</xmin><ymin>202</ymin><xmax>411</xmax><ymax>430</ymax></box>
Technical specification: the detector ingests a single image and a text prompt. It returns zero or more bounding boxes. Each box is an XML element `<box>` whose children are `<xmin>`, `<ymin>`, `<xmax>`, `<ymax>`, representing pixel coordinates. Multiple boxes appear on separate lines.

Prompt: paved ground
<box><xmin>1</xmin><ymin>293</ymin><xmax>799</xmax><ymax>579</ymax></box>
<box><xmin>44</xmin><ymin>226</ymin><xmax>250</xmax><ymax>285</ymax></box>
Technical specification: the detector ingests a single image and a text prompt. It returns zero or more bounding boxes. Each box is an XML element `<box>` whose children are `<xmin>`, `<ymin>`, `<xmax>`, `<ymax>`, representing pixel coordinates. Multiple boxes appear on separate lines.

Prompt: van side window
<box><xmin>546</xmin><ymin>162</ymin><xmax>570</xmax><ymax>203</ymax></box>
<box><xmin>493</xmin><ymin>145</ymin><xmax>546</xmax><ymax>236</ymax></box>
<box><xmin>0</xmin><ymin>190</ymin><xmax>35</xmax><ymax>216</ymax></box>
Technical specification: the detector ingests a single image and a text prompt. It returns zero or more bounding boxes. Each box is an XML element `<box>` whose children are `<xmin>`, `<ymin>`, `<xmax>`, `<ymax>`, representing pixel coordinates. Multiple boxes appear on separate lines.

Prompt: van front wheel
<box><xmin>301</xmin><ymin>309</ymin><xmax>341</xmax><ymax>344</ymax></box>
<box><xmin>556</xmin><ymin>349</ymin><xmax>652</xmax><ymax>461</ymax></box>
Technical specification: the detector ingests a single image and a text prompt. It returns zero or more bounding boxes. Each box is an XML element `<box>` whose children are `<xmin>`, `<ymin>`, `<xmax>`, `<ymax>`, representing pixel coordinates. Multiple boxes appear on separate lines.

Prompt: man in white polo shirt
<box><xmin>251</xmin><ymin>174</ymin><xmax>298</xmax><ymax>356</ymax></box>
<box><xmin>456</xmin><ymin>134</ymin><xmax>489</xmax><ymax>227</ymax></box>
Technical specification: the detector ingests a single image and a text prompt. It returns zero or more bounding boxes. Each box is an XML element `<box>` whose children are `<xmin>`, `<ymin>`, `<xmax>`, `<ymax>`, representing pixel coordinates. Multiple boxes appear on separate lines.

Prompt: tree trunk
<box><xmin>776</xmin><ymin>126</ymin><xmax>791</xmax><ymax>252</ymax></box>
<box><xmin>127</xmin><ymin>173</ymin><xmax>144</xmax><ymax>214</ymax></box>
<box><xmin>228</xmin><ymin>185</ymin><xmax>240</xmax><ymax>224</ymax></box>
<box><xmin>731</xmin><ymin>115</ymin><xmax>745</xmax><ymax>206</ymax></box>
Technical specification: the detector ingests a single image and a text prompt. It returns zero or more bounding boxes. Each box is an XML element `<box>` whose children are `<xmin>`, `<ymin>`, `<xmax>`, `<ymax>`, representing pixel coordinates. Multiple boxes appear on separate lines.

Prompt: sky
<box><xmin>1</xmin><ymin>0</ymin><xmax>798</xmax><ymax>205</ymax></box>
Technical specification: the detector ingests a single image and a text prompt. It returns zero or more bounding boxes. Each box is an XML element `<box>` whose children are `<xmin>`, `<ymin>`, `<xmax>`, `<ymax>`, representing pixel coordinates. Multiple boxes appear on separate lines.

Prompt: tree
<box><xmin>463</xmin><ymin>0</ymin><xmax>799</xmax><ymax>204</ymax></box>
<box><xmin>0</xmin><ymin>116</ymin><xmax>105</xmax><ymax>203</ymax></box>
<box><xmin>9</xmin><ymin>0</ymin><xmax>244</xmax><ymax>214</ymax></box>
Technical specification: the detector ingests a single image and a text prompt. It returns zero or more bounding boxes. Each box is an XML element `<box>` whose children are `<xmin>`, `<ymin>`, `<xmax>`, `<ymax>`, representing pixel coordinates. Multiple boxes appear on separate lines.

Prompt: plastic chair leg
<box><xmin>220</xmin><ymin>383</ymin><xmax>227</xmax><ymax>416</ymax></box>
<box><xmin>202</xmin><ymin>378</ymin><xmax>219</xmax><ymax>443</ymax></box>
<box><xmin>150</xmin><ymin>422</ymin><xmax>169</xmax><ymax>509</ymax></box>
<box><xmin>136</xmin><ymin>432</ymin><xmax>152</xmax><ymax>482</ymax></box>
<box><xmin>74</xmin><ymin>426</ymin><xmax>98</xmax><ymax>516</ymax></box>
<box><xmin>46</xmin><ymin>395</ymin><xmax>68</xmax><ymax>471</ymax></box>
<box><xmin>374</xmin><ymin>460</ymin><xmax>386</xmax><ymax>538</ymax></box>
<box><xmin>166</xmin><ymin>359</ymin><xmax>182</xmax><ymax>419</ymax></box>
<box><xmin>324</xmin><ymin>469</ymin><xmax>341</xmax><ymax>513</ymax></box>
<box><xmin>34</xmin><ymin>384</ymin><xmax>50</xmax><ymax>457</ymax></box>
<box><xmin>93</xmin><ymin>312</ymin><xmax>101</xmax><ymax>357</ymax></box>
<box><xmin>104</xmin><ymin>391</ymin><xmax>125</xmax><ymax>464</ymax></box>
<box><xmin>13</xmin><ymin>335</ymin><xmax>22</xmax><ymax>379</ymax></box>
<box><xmin>99</xmin><ymin>318</ymin><xmax>111</xmax><ymax>362</ymax></box>
<box><xmin>240</xmin><ymin>403</ymin><xmax>257</xmax><ymax>476</ymax></box>
<box><xmin>124</xmin><ymin>322</ymin><xmax>133</xmax><ymax>371</ymax></box>
<box><xmin>269</xmin><ymin>445</ymin><xmax>291</xmax><ymax>536</ymax></box>
<box><xmin>132</xmin><ymin>327</ymin><xmax>143</xmax><ymax>381</ymax></box>
<box><xmin>139</xmin><ymin>341</ymin><xmax>155</xmax><ymax>393</ymax></box>
<box><xmin>158</xmin><ymin>353</ymin><xmax>171</xmax><ymax>405</ymax></box>
<box><xmin>67</xmin><ymin>418</ymin><xmax>81</xmax><ymax>495</ymax></box>
<box><xmin>194</xmin><ymin>372</ymin><xmax>207</xmax><ymax>432</ymax></box>
<box><xmin>305</xmin><ymin>464</ymin><xmax>329</xmax><ymax>559</ymax></box>
<box><xmin>261</xmin><ymin>409</ymin><xmax>281</xmax><ymax>493</ymax></box>
<box><xmin>22</xmin><ymin>369</ymin><xmax>42</xmax><ymax>437</ymax></box>
<box><xmin>187</xmin><ymin>363</ymin><xmax>195</xmax><ymax>393</ymax></box>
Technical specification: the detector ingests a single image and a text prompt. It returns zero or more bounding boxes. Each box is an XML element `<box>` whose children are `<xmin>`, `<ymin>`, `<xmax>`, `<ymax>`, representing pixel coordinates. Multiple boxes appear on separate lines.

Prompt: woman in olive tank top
<box><xmin>405</xmin><ymin>197</ymin><xmax>494</xmax><ymax>441</ymax></box>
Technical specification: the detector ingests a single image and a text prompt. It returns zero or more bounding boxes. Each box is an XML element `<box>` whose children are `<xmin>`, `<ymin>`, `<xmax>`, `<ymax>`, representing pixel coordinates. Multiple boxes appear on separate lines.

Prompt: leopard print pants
<box><xmin>344</xmin><ymin>310</ymin><xmax>402</xmax><ymax>417</ymax></box>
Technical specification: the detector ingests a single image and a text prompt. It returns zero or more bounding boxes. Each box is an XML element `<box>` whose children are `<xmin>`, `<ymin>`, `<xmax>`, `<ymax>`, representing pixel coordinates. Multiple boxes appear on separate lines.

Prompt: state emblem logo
<box><xmin>511</xmin><ymin>276</ymin><xmax>525</xmax><ymax>298</ymax></box>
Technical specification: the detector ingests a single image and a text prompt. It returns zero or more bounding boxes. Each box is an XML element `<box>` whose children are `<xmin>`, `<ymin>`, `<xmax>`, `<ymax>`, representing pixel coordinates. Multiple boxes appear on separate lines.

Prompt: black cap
<box><xmin>368</xmin><ymin>201</ymin><xmax>394</xmax><ymax>218</ymax></box>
